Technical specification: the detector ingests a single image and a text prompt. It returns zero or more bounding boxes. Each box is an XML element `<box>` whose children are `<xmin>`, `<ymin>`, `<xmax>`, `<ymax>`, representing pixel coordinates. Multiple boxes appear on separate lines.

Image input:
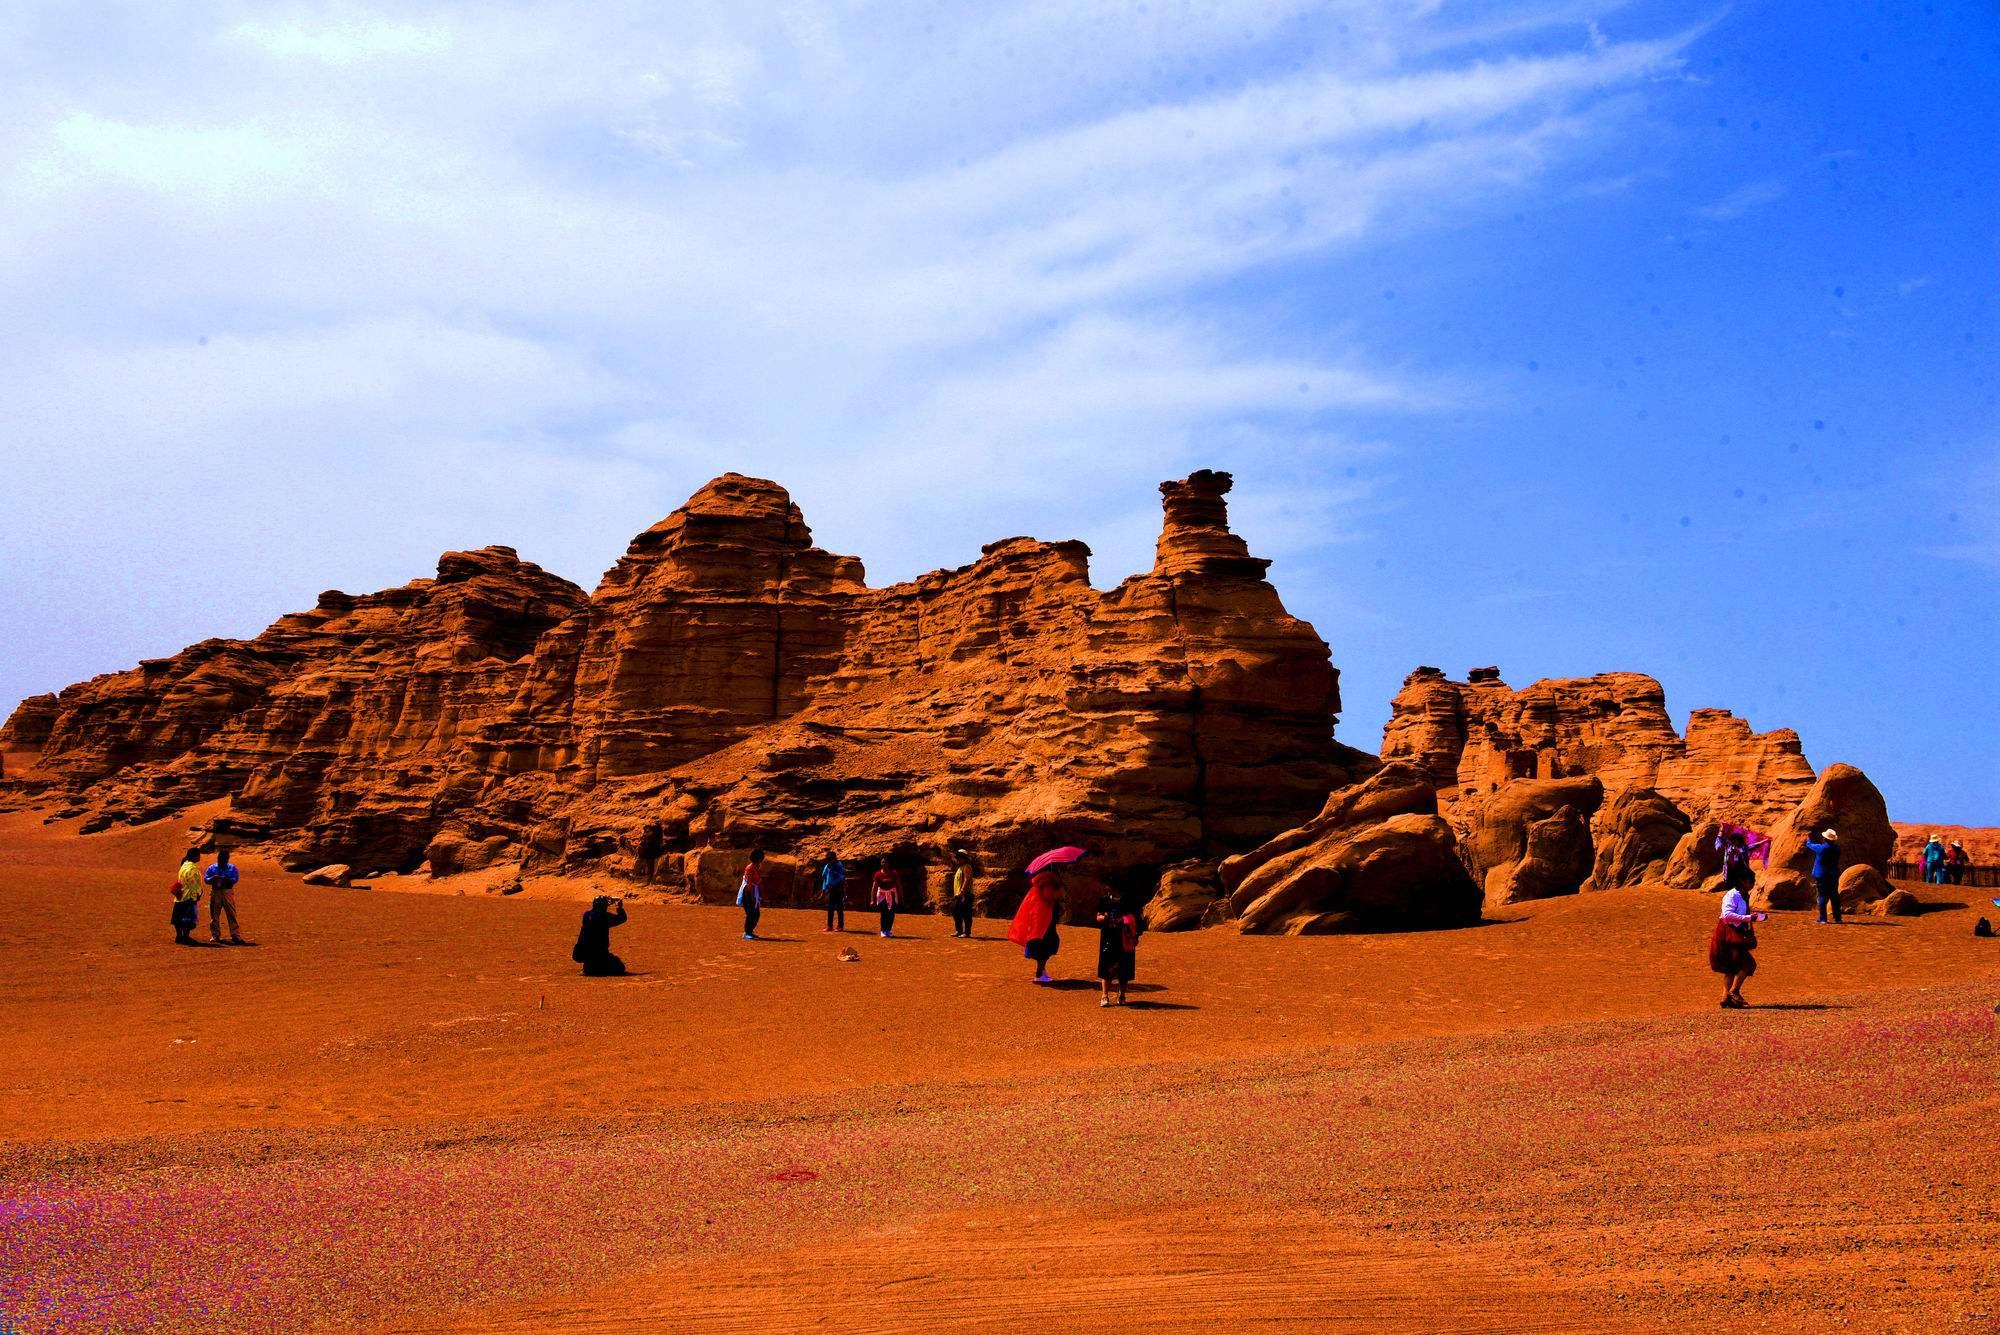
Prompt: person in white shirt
<box><xmin>1707</xmin><ymin>885</ymin><xmax>1768</xmax><ymax>1009</ymax></box>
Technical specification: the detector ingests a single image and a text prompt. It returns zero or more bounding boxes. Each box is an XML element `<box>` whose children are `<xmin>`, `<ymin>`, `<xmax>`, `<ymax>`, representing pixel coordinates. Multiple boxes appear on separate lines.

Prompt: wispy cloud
<box><xmin>1693</xmin><ymin>176</ymin><xmax>1787</xmax><ymax>221</ymax></box>
<box><xmin>0</xmin><ymin>1</ymin><xmax>1693</xmax><ymax>609</ymax></box>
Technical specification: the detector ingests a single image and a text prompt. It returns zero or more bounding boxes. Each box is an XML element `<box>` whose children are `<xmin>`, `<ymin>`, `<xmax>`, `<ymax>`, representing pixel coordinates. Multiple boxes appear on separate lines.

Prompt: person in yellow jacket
<box><xmin>948</xmin><ymin>849</ymin><xmax>977</xmax><ymax>938</ymax></box>
<box><xmin>171</xmin><ymin>846</ymin><xmax>203</xmax><ymax>945</ymax></box>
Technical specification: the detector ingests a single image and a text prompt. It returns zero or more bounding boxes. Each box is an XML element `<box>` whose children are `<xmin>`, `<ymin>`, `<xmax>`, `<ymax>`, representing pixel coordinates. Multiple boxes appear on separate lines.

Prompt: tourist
<box><xmin>1714</xmin><ymin>823</ymin><xmax>1767</xmax><ymax>894</ymax></box>
<box><xmin>1094</xmin><ymin>887</ymin><xmax>1138</xmax><ymax>1007</ymax></box>
<box><xmin>948</xmin><ymin>849</ymin><xmax>976</xmax><ymax>938</ymax></box>
<box><xmin>738</xmin><ymin>849</ymin><xmax>765</xmax><ymax>939</ymax></box>
<box><xmin>1946</xmin><ymin>840</ymin><xmax>1970</xmax><ymax>886</ymax></box>
<box><xmin>204</xmin><ymin>847</ymin><xmax>243</xmax><ymax>945</ymax></box>
<box><xmin>819</xmin><ymin>851</ymin><xmax>847</xmax><ymax>932</ymax></box>
<box><xmin>573</xmin><ymin>895</ymin><xmax>628</xmax><ymax>975</ymax></box>
<box><xmin>1008</xmin><ymin>866</ymin><xmax>1065</xmax><ymax>983</ymax></box>
<box><xmin>871</xmin><ymin>861</ymin><xmax>900</xmax><ymax>937</ymax></box>
<box><xmin>171</xmin><ymin>845</ymin><xmax>203</xmax><ymax>946</ymax></box>
<box><xmin>1708</xmin><ymin>882</ymin><xmax>1767</xmax><ymax>1008</ymax></box>
<box><xmin>1921</xmin><ymin>834</ymin><xmax>1948</xmax><ymax>885</ymax></box>
<box><xmin>1805</xmin><ymin>827</ymin><xmax>1842</xmax><ymax>924</ymax></box>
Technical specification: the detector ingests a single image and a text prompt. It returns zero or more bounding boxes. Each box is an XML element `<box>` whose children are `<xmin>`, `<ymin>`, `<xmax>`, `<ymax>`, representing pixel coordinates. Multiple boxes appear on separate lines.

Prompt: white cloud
<box><xmin>0</xmin><ymin>0</ymin><xmax>1694</xmax><ymax>666</ymax></box>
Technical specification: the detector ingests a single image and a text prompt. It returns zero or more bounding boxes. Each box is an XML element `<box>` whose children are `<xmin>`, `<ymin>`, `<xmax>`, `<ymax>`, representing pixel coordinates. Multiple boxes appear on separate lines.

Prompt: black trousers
<box><xmin>1815</xmin><ymin>877</ymin><xmax>1840</xmax><ymax>923</ymax></box>
<box><xmin>825</xmin><ymin>893</ymin><xmax>845</xmax><ymax>930</ymax></box>
<box><xmin>951</xmin><ymin>894</ymin><xmax>975</xmax><ymax>936</ymax></box>
<box><xmin>878</xmin><ymin>904</ymin><xmax>896</xmax><ymax>935</ymax></box>
<box><xmin>743</xmin><ymin>903</ymin><xmax>761</xmax><ymax>935</ymax></box>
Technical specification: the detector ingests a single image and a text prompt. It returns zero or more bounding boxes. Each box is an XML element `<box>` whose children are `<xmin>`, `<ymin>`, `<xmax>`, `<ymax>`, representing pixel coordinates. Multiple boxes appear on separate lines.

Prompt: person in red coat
<box><xmin>1008</xmin><ymin>867</ymin><xmax>1064</xmax><ymax>983</ymax></box>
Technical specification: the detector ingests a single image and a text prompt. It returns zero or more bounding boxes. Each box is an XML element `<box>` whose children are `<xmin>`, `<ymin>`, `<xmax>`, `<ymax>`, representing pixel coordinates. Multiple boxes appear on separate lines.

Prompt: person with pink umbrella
<box><xmin>1009</xmin><ymin>847</ymin><xmax>1082</xmax><ymax>983</ymax></box>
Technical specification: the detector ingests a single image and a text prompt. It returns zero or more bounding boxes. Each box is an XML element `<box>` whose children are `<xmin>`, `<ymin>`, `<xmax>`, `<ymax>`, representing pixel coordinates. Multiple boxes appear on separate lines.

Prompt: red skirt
<box><xmin>1708</xmin><ymin>920</ymin><xmax>1757</xmax><ymax>976</ymax></box>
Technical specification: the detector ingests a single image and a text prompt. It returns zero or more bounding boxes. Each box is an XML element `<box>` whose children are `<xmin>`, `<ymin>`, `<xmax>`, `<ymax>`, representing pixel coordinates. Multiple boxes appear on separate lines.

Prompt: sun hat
<box><xmin>1821</xmin><ymin>828</ymin><xmax>1836</xmax><ymax>840</ymax></box>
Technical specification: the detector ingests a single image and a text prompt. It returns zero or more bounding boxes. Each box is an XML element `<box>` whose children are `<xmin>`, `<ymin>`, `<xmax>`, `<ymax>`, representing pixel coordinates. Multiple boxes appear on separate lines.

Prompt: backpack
<box><xmin>1975</xmin><ymin>917</ymin><xmax>1994</xmax><ymax>939</ymax></box>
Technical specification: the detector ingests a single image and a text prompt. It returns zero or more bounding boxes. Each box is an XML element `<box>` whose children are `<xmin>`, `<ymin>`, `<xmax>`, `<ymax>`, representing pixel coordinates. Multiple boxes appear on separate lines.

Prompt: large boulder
<box><xmin>1876</xmin><ymin>887</ymin><xmax>1920</xmax><ymax>917</ymax></box>
<box><xmin>425</xmin><ymin>830</ymin><xmax>513</xmax><ymax>877</ymax></box>
<box><xmin>1216</xmin><ymin>765</ymin><xmax>1481</xmax><ymax>935</ymax></box>
<box><xmin>1836</xmin><ymin>864</ymin><xmax>1890</xmax><ymax>910</ymax></box>
<box><xmin>1756</xmin><ymin>764</ymin><xmax>1895</xmax><ymax>911</ymax></box>
<box><xmin>1586</xmin><ymin>788</ymin><xmax>1691</xmax><ymax>890</ymax></box>
<box><xmin>1455</xmin><ymin>776</ymin><xmax>1603</xmax><ymax>908</ymax></box>
<box><xmin>1145</xmin><ymin>859</ymin><xmax>1224</xmax><ymax>932</ymax></box>
<box><xmin>1219</xmin><ymin>763</ymin><xmax>1437</xmax><ymax>892</ymax></box>
<box><xmin>1230</xmin><ymin>813</ymin><xmax>1480</xmax><ymax>935</ymax></box>
<box><xmin>1663</xmin><ymin>821</ymin><xmax>1724</xmax><ymax>889</ymax></box>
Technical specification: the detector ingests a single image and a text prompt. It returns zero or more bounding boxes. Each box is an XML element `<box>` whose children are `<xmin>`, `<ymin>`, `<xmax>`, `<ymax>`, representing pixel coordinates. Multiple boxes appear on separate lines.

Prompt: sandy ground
<box><xmin>2</xmin><ymin>807</ymin><xmax>1997</xmax><ymax>1334</ymax></box>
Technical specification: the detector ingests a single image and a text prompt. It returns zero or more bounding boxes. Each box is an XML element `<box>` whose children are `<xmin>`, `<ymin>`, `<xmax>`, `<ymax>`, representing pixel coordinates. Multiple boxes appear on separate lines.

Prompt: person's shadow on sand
<box><xmin>1123</xmin><ymin>1000</ymin><xmax>1198</xmax><ymax>1011</ymax></box>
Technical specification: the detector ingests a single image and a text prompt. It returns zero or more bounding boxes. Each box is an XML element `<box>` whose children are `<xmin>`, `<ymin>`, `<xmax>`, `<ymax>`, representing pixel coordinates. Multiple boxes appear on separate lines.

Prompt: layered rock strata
<box><xmin>3</xmin><ymin>472</ymin><xmax>1353</xmax><ymax>911</ymax></box>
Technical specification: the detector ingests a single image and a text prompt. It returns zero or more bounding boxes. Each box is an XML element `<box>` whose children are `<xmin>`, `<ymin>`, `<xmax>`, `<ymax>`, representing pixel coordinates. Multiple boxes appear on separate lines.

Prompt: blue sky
<box><xmin>2</xmin><ymin>1</ymin><xmax>1994</xmax><ymax>824</ymax></box>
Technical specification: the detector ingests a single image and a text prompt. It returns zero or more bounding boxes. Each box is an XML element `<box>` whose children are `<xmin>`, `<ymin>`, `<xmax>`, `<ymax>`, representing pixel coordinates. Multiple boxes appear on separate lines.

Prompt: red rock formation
<box><xmin>1756</xmin><ymin>763</ymin><xmax>1894</xmax><ymax>910</ymax></box>
<box><xmin>0</xmin><ymin>693</ymin><xmax>58</xmax><ymax>751</ymax></box>
<box><xmin>5</xmin><ymin>473</ymin><xmax>1357</xmax><ymax>905</ymax></box>
<box><xmin>1382</xmin><ymin>667</ymin><xmax>1814</xmax><ymax>833</ymax></box>
<box><xmin>1586</xmin><ymin>788</ymin><xmax>1691</xmax><ymax>891</ymax></box>
<box><xmin>1213</xmin><ymin>764</ymin><xmax>1479</xmax><ymax>934</ymax></box>
<box><xmin>1452</xmin><ymin>776</ymin><xmax>1603</xmax><ymax>908</ymax></box>
<box><xmin>7</xmin><ymin>548</ymin><xmax>588</xmax><ymax>850</ymax></box>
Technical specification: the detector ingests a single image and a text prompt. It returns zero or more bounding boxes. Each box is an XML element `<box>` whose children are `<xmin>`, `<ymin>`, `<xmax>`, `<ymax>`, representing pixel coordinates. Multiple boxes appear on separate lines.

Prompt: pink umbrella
<box><xmin>1025</xmin><ymin>846</ymin><xmax>1086</xmax><ymax>875</ymax></box>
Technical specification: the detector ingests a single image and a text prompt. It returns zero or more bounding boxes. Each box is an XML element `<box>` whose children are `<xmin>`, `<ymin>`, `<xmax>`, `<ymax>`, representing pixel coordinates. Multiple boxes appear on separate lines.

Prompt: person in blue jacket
<box><xmin>818</xmin><ymin>851</ymin><xmax>847</xmax><ymax>932</ymax></box>
<box><xmin>1805</xmin><ymin>828</ymin><xmax>1842</xmax><ymax>924</ymax></box>
<box><xmin>1921</xmin><ymin>835</ymin><xmax>1949</xmax><ymax>885</ymax></box>
<box><xmin>204</xmin><ymin>847</ymin><xmax>244</xmax><ymax>945</ymax></box>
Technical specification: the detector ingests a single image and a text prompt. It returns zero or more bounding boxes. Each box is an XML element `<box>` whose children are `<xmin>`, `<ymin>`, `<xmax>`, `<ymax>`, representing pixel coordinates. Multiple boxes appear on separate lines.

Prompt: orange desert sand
<box><xmin>2</xmin><ymin>802</ymin><xmax>1997</xmax><ymax>1334</ymax></box>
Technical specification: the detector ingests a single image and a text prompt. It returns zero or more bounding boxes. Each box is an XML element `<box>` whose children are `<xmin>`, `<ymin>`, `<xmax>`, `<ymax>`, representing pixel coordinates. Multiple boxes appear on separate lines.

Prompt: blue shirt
<box><xmin>1804</xmin><ymin>837</ymin><xmax>1841</xmax><ymax>881</ymax></box>
<box><xmin>819</xmin><ymin>861</ymin><xmax>846</xmax><ymax>892</ymax></box>
<box><xmin>204</xmin><ymin>862</ymin><xmax>239</xmax><ymax>889</ymax></box>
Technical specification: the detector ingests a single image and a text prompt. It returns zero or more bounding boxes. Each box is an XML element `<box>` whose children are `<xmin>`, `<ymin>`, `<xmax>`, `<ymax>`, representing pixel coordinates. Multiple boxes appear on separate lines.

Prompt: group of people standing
<box><xmin>587</xmin><ymin>847</ymin><xmax>1145</xmax><ymax>1007</ymax></box>
<box><xmin>1919</xmin><ymin>834</ymin><xmax>1972</xmax><ymax>885</ymax></box>
<box><xmin>168</xmin><ymin>846</ymin><xmax>246</xmax><ymax>946</ymax></box>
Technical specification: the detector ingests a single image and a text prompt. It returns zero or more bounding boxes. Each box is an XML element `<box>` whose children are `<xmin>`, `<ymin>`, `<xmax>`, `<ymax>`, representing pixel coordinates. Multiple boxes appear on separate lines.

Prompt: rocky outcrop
<box><xmin>1214</xmin><ymin>764</ymin><xmax>1481</xmax><ymax>934</ymax></box>
<box><xmin>1756</xmin><ymin>764</ymin><xmax>1895</xmax><ymax>910</ymax></box>
<box><xmin>5</xmin><ymin>473</ymin><xmax>1356</xmax><ymax>905</ymax></box>
<box><xmin>1382</xmin><ymin>668</ymin><xmax>1812</xmax><ymax>832</ymax></box>
<box><xmin>1452</xmin><ymin>776</ymin><xmax>1603</xmax><ymax>908</ymax></box>
<box><xmin>1144</xmin><ymin>860</ymin><xmax>1225</xmax><ymax>932</ymax></box>
<box><xmin>0</xmin><ymin>693</ymin><xmax>59</xmax><ymax>751</ymax></box>
<box><xmin>1586</xmin><ymin>788</ymin><xmax>1692</xmax><ymax>891</ymax></box>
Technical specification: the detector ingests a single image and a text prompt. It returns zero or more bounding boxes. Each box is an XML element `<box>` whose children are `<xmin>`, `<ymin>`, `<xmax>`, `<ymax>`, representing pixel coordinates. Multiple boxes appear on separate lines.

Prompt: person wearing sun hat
<box><xmin>1805</xmin><ymin>827</ymin><xmax>1842</xmax><ymax>923</ymax></box>
<box><xmin>1921</xmin><ymin>834</ymin><xmax>1948</xmax><ymax>885</ymax></box>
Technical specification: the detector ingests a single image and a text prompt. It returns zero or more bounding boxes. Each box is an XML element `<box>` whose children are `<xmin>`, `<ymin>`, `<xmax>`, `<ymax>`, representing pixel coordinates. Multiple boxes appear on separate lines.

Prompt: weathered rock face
<box><xmin>5</xmin><ymin>473</ymin><xmax>1354</xmax><ymax>903</ymax></box>
<box><xmin>1144</xmin><ymin>859</ymin><xmax>1226</xmax><ymax>932</ymax></box>
<box><xmin>0</xmin><ymin>693</ymin><xmax>59</xmax><ymax>750</ymax></box>
<box><xmin>1756</xmin><ymin>763</ymin><xmax>1895</xmax><ymax>910</ymax></box>
<box><xmin>1214</xmin><ymin>763</ymin><xmax>1481</xmax><ymax>934</ymax></box>
<box><xmin>1382</xmin><ymin>668</ymin><xmax>1813</xmax><ymax>832</ymax></box>
<box><xmin>1451</xmin><ymin>776</ymin><xmax>1603</xmax><ymax>908</ymax></box>
<box><xmin>12</xmin><ymin>548</ymin><xmax>589</xmax><ymax>849</ymax></box>
<box><xmin>1586</xmin><ymin>788</ymin><xmax>1692</xmax><ymax>891</ymax></box>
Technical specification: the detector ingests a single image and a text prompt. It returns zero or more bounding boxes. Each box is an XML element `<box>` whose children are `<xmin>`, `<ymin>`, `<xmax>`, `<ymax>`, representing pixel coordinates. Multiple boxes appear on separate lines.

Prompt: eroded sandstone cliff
<box><xmin>3</xmin><ymin>472</ymin><xmax>1359</xmax><ymax>910</ymax></box>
